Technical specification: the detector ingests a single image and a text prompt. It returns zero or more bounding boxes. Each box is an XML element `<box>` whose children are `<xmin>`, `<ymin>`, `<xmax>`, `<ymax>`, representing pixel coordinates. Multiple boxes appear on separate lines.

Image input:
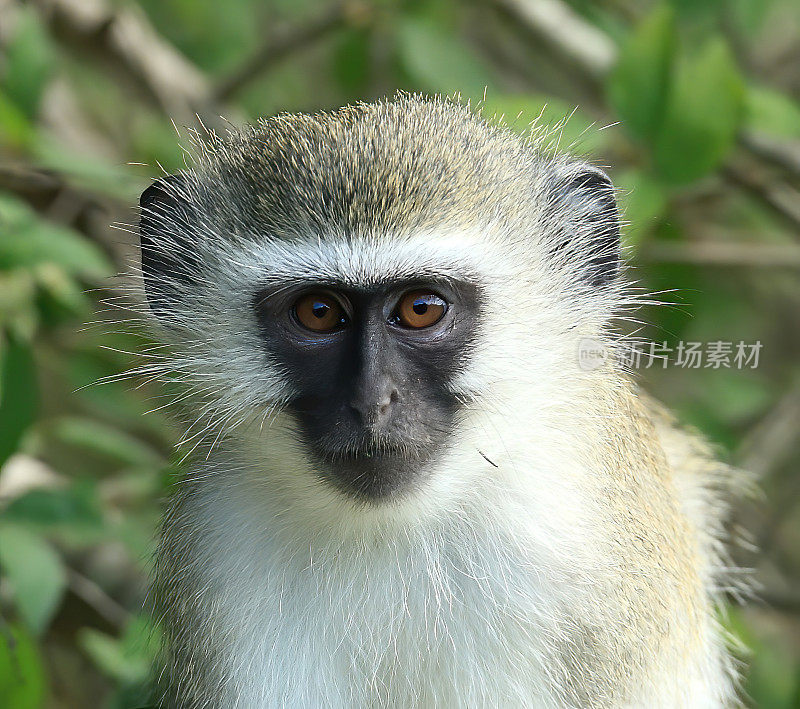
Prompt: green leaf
<box><xmin>0</xmin><ymin>335</ymin><xmax>37</xmax><ymax>468</ymax></box>
<box><xmin>68</xmin><ymin>350</ymin><xmax>174</xmax><ymax>438</ymax></box>
<box><xmin>727</xmin><ymin>0</ymin><xmax>773</xmax><ymax>39</ymax></box>
<box><xmin>397</xmin><ymin>19</ymin><xmax>493</xmax><ymax>98</ymax></box>
<box><xmin>34</xmin><ymin>263</ymin><xmax>91</xmax><ymax>325</ymax></box>
<box><xmin>0</xmin><ymin>270</ymin><xmax>39</xmax><ymax>337</ymax></box>
<box><xmin>333</xmin><ymin>28</ymin><xmax>371</xmax><ymax>94</ymax></box>
<box><xmin>0</xmin><ymin>90</ymin><xmax>35</xmax><ymax>151</ymax></box>
<box><xmin>4</xmin><ymin>484</ymin><xmax>103</xmax><ymax>530</ymax></box>
<box><xmin>0</xmin><ymin>524</ymin><xmax>67</xmax><ymax>635</ymax></box>
<box><xmin>653</xmin><ymin>39</ymin><xmax>744</xmax><ymax>184</ymax></box>
<box><xmin>0</xmin><ymin>624</ymin><xmax>47</xmax><ymax>708</ymax></box>
<box><xmin>608</xmin><ymin>4</ymin><xmax>676</xmax><ymax>143</ymax></box>
<box><xmin>32</xmin><ymin>135</ymin><xmax>143</xmax><ymax>202</ymax></box>
<box><xmin>130</xmin><ymin>120</ymin><xmax>190</xmax><ymax>175</ymax></box>
<box><xmin>52</xmin><ymin>416</ymin><xmax>164</xmax><ymax>468</ymax></box>
<box><xmin>696</xmin><ymin>369</ymin><xmax>772</xmax><ymax>423</ymax></box>
<box><xmin>746</xmin><ymin>85</ymin><xmax>800</xmax><ymax>140</ymax></box>
<box><xmin>724</xmin><ymin>606</ymin><xmax>798</xmax><ymax>708</ymax></box>
<box><xmin>609</xmin><ymin>9</ymin><xmax>746</xmax><ymax>185</ymax></box>
<box><xmin>0</xmin><ymin>193</ymin><xmax>112</xmax><ymax>278</ymax></box>
<box><xmin>3</xmin><ymin>481</ymin><xmax>110</xmax><ymax>549</ymax></box>
<box><xmin>79</xmin><ymin>630</ymin><xmax>147</xmax><ymax>685</ymax></box>
<box><xmin>79</xmin><ymin>616</ymin><xmax>159</xmax><ymax>685</ymax></box>
<box><xmin>0</xmin><ymin>9</ymin><xmax>55</xmax><ymax>118</ymax></box>
<box><xmin>668</xmin><ymin>0</ymin><xmax>725</xmax><ymax>18</ymax></box>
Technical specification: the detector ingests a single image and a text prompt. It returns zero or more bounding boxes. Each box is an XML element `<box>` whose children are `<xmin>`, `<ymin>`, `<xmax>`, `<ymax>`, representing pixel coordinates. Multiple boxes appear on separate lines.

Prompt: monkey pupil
<box><xmin>413</xmin><ymin>300</ymin><xmax>428</xmax><ymax>315</ymax></box>
<box><xmin>312</xmin><ymin>302</ymin><xmax>329</xmax><ymax>319</ymax></box>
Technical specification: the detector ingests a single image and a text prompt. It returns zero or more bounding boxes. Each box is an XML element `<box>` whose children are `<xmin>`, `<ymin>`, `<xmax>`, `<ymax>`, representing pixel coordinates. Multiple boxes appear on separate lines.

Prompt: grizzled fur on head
<box><xmin>140</xmin><ymin>95</ymin><xmax>620</xmax><ymax>318</ymax></box>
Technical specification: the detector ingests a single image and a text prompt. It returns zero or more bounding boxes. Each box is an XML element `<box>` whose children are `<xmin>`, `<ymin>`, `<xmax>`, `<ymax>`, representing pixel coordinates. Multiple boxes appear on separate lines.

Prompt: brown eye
<box><xmin>293</xmin><ymin>292</ymin><xmax>348</xmax><ymax>333</ymax></box>
<box><xmin>394</xmin><ymin>290</ymin><xmax>447</xmax><ymax>329</ymax></box>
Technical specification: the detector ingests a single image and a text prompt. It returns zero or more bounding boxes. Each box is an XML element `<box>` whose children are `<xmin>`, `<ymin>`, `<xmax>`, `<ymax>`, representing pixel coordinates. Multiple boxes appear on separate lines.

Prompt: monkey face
<box><xmin>138</xmin><ymin>98</ymin><xmax>623</xmax><ymax>509</ymax></box>
<box><xmin>252</xmin><ymin>278</ymin><xmax>481</xmax><ymax>500</ymax></box>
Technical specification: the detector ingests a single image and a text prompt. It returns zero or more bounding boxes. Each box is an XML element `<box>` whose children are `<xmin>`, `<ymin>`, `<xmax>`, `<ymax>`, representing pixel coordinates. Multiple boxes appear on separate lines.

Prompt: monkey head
<box><xmin>138</xmin><ymin>95</ymin><xmax>621</xmax><ymax>505</ymax></box>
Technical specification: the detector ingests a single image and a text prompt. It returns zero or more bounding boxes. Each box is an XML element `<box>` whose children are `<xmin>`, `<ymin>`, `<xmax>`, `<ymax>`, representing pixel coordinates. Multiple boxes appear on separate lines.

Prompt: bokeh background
<box><xmin>0</xmin><ymin>0</ymin><xmax>798</xmax><ymax>706</ymax></box>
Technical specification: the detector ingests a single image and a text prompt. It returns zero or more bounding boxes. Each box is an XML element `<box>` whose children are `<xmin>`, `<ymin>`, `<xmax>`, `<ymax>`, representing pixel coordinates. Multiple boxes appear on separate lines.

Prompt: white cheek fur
<box><xmin>150</xmin><ymin>226</ymin><xmax>739</xmax><ymax>708</ymax></box>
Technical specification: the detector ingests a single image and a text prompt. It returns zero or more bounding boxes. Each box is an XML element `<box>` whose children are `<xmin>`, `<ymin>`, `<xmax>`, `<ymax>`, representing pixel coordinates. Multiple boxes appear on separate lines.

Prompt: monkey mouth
<box><xmin>312</xmin><ymin>441</ymin><xmax>435</xmax><ymax>500</ymax></box>
<box><xmin>311</xmin><ymin>427</ymin><xmax>427</xmax><ymax>461</ymax></box>
<box><xmin>317</xmin><ymin>429</ymin><xmax>435</xmax><ymax>460</ymax></box>
<box><xmin>342</xmin><ymin>442</ymin><xmax>409</xmax><ymax>459</ymax></box>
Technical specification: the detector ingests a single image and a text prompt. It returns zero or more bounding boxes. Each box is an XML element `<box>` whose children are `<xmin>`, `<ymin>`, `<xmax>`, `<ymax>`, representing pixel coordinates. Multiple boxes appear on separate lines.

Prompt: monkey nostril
<box><xmin>349</xmin><ymin>384</ymin><xmax>399</xmax><ymax>428</ymax></box>
<box><xmin>378</xmin><ymin>389</ymin><xmax>399</xmax><ymax>416</ymax></box>
<box><xmin>350</xmin><ymin>388</ymin><xmax>398</xmax><ymax>425</ymax></box>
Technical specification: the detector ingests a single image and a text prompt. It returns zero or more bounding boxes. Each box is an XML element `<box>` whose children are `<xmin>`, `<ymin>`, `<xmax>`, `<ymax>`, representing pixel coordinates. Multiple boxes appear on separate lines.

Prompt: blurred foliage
<box><xmin>0</xmin><ymin>0</ymin><xmax>799</xmax><ymax>706</ymax></box>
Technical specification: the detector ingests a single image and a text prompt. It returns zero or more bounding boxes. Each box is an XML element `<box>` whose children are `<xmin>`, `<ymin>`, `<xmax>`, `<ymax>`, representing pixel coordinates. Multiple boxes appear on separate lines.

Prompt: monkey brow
<box><xmin>241</xmin><ymin>235</ymin><xmax>484</xmax><ymax>289</ymax></box>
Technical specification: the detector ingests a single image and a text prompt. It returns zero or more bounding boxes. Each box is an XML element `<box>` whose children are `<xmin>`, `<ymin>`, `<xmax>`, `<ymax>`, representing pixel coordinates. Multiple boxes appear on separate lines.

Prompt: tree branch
<box><xmin>636</xmin><ymin>239</ymin><xmax>800</xmax><ymax>268</ymax></box>
<box><xmin>212</xmin><ymin>3</ymin><xmax>354</xmax><ymax>103</ymax></box>
<box><xmin>0</xmin><ymin>163</ymin><xmax>130</xmax><ymax>262</ymax></box>
<box><xmin>736</xmin><ymin>384</ymin><xmax>800</xmax><ymax>479</ymax></box>
<box><xmin>733</xmin><ymin>382</ymin><xmax>800</xmax><ymax>561</ymax></box>
<box><xmin>492</xmin><ymin>0</ymin><xmax>616</xmax><ymax>81</ymax></box>
<box><xmin>722</xmin><ymin>165</ymin><xmax>800</xmax><ymax>236</ymax></box>
<box><xmin>755</xmin><ymin>588</ymin><xmax>800</xmax><ymax>614</ymax></box>
<box><xmin>66</xmin><ymin>567</ymin><xmax>131</xmax><ymax>631</ymax></box>
<box><xmin>489</xmin><ymin>0</ymin><xmax>800</xmax><ymax>234</ymax></box>
<box><xmin>739</xmin><ymin>131</ymin><xmax>800</xmax><ymax>183</ymax></box>
<box><xmin>35</xmin><ymin>0</ymin><xmax>214</xmax><ymax>122</ymax></box>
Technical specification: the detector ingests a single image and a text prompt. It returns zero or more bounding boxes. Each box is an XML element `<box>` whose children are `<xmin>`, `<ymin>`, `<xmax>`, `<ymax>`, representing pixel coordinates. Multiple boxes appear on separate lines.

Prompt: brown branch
<box><xmin>35</xmin><ymin>0</ymin><xmax>359</xmax><ymax>126</ymax></box>
<box><xmin>739</xmin><ymin>131</ymin><xmax>800</xmax><ymax>183</ymax></box>
<box><xmin>66</xmin><ymin>568</ymin><xmax>131</xmax><ymax>631</ymax></box>
<box><xmin>756</xmin><ymin>468</ymin><xmax>800</xmax><ymax>561</ymax></box>
<box><xmin>754</xmin><ymin>588</ymin><xmax>800</xmax><ymax>614</ymax></box>
<box><xmin>488</xmin><ymin>0</ymin><xmax>800</xmax><ymax>238</ymax></box>
<box><xmin>733</xmin><ymin>383</ymin><xmax>800</xmax><ymax>559</ymax></box>
<box><xmin>636</xmin><ymin>240</ymin><xmax>800</xmax><ymax>268</ymax></box>
<box><xmin>492</xmin><ymin>0</ymin><xmax>616</xmax><ymax>81</ymax></box>
<box><xmin>34</xmin><ymin>0</ymin><xmax>214</xmax><ymax>123</ymax></box>
<box><xmin>0</xmin><ymin>163</ymin><xmax>131</xmax><ymax>263</ymax></box>
<box><xmin>736</xmin><ymin>384</ymin><xmax>800</xmax><ymax>479</ymax></box>
<box><xmin>212</xmin><ymin>3</ymin><xmax>353</xmax><ymax>103</ymax></box>
<box><xmin>722</xmin><ymin>165</ymin><xmax>800</xmax><ymax>236</ymax></box>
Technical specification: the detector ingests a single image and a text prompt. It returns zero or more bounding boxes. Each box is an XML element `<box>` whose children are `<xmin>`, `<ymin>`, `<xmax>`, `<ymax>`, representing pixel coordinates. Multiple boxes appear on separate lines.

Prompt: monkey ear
<box><xmin>552</xmin><ymin>165</ymin><xmax>620</xmax><ymax>288</ymax></box>
<box><xmin>139</xmin><ymin>173</ymin><xmax>199</xmax><ymax>316</ymax></box>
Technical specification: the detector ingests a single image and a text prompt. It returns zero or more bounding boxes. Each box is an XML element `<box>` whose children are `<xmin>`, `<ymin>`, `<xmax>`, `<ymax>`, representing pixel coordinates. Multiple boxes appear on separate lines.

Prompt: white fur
<box><xmin>152</xmin><ymin>225</ymin><xmax>739</xmax><ymax>707</ymax></box>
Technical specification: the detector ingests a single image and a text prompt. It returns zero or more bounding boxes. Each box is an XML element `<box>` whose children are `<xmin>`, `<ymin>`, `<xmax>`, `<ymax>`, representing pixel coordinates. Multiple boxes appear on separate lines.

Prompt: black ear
<box><xmin>554</xmin><ymin>166</ymin><xmax>620</xmax><ymax>288</ymax></box>
<box><xmin>139</xmin><ymin>173</ymin><xmax>198</xmax><ymax>316</ymax></box>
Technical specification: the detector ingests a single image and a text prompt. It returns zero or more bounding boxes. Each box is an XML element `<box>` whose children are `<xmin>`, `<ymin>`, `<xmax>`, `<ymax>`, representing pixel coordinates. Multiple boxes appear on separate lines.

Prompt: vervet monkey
<box><xmin>138</xmin><ymin>95</ymin><xmax>742</xmax><ymax>707</ymax></box>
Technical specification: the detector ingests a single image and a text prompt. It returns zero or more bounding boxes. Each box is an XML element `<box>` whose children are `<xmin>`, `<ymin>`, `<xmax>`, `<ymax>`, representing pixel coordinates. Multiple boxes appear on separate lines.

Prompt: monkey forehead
<box><xmin>192</xmin><ymin>96</ymin><xmax>544</xmax><ymax>236</ymax></box>
<box><xmin>223</xmin><ymin>229</ymin><xmax>508</xmax><ymax>289</ymax></box>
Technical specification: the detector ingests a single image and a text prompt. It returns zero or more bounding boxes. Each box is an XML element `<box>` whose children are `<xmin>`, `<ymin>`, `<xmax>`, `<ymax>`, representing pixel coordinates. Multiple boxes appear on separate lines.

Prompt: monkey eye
<box><xmin>391</xmin><ymin>290</ymin><xmax>448</xmax><ymax>329</ymax></box>
<box><xmin>292</xmin><ymin>292</ymin><xmax>349</xmax><ymax>333</ymax></box>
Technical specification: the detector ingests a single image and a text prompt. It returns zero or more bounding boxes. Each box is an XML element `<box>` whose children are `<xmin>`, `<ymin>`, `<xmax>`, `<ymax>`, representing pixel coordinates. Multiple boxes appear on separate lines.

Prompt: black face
<box><xmin>253</xmin><ymin>279</ymin><xmax>480</xmax><ymax>500</ymax></box>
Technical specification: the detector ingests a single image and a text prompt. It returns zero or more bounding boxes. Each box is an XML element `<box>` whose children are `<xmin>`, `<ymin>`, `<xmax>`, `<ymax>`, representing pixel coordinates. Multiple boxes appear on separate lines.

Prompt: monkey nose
<box><xmin>349</xmin><ymin>388</ymin><xmax>399</xmax><ymax>428</ymax></box>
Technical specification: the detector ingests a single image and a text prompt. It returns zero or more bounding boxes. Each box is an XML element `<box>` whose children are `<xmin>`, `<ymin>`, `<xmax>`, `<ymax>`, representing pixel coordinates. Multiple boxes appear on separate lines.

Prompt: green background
<box><xmin>0</xmin><ymin>0</ymin><xmax>799</xmax><ymax>706</ymax></box>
